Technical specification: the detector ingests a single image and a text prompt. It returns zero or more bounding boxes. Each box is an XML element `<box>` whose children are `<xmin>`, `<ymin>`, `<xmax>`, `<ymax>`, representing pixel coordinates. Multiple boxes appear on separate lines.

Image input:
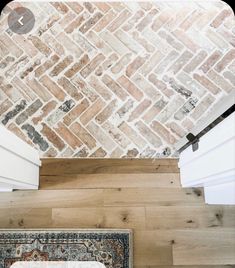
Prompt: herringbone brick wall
<box><xmin>0</xmin><ymin>1</ymin><xmax>234</xmax><ymax>158</ymax></box>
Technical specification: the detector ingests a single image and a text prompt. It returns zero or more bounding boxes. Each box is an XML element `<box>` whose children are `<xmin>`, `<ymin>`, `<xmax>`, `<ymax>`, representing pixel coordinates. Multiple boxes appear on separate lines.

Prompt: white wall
<box><xmin>0</xmin><ymin>124</ymin><xmax>41</xmax><ymax>191</ymax></box>
<box><xmin>178</xmin><ymin>111</ymin><xmax>235</xmax><ymax>205</ymax></box>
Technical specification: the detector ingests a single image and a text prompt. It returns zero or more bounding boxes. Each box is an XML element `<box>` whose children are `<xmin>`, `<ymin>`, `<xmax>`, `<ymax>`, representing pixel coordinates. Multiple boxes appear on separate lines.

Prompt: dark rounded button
<box><xmin>8</xmin><ymin>7</ymin><xmax>35</xmax><ymax>35</ymax></box>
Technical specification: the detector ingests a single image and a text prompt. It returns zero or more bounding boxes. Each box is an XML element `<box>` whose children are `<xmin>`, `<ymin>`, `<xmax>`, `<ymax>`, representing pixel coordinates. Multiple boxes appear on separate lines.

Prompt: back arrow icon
<box><xmin>18</xmin><ymin>16</ymin><xmax>24</xmax><ymax>26</ymax></box>
<box><xmin>8</xmin><ymin>7</ymin><xmax>35</xmax><ymax>34</ymax></box>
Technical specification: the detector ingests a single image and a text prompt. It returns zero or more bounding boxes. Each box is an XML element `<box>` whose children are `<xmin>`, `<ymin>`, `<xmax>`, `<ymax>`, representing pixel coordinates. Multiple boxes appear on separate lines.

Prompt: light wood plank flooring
<box><xmin>0</xmin><ymin>159</ymin><xmax>235</xmax><ymax>267</ymax></box>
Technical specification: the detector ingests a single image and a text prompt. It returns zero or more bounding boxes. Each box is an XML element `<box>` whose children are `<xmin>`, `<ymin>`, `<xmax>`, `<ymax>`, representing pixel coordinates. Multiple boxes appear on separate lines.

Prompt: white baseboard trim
<box><xmin>204</xmin><ymin>181</ymin><xmax>235</xmax><ymax>205</ymax></box>
<box><xmin>0</xmin><ymin>125</ymin><xmax>41</xmax><ymax>191</ymax></box>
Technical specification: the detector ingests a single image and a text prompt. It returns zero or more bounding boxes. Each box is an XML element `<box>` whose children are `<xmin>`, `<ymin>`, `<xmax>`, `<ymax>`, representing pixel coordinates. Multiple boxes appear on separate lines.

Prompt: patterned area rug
<box><xmin>0</xmin><ymin>230</ymin><xmax>132</xmax><ymax>268</ymax></box>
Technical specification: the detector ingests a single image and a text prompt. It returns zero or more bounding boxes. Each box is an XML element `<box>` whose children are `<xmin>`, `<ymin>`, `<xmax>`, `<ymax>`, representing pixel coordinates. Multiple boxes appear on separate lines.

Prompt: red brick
<box><xmin>80</xmin><ymin>54</ymin><xmax>105</xmax><ymax>78</ymax></box>
<box><xmin>63</xmin><ymin>99</ymin><xmax>89</xmax><ymax>126</ymax></box>
<box><xmin>199</xmin><ymin>50</ymin><xmax>222</xmax><ymax>73</ymax></box>
<box><xmin>80</xmin><ymin>98</ymin><xmax>105</xmax><ymax>125</ymax></box>
<box><xmin>102</xmin><ymin>74</ymin><xmax>128</xmax><ymax>101</ymax></box>
<box><xmin>94</xmin><ymin>3</ymin><xmax>111</xmax><ymax>13</ymax></box>
<box><xmin>126</xmin><ymin>55</ymin><xmax>148</xmax><ymax>77</ymax></box>
<box><xmin>95</xmin><ymin>99</ymin><xmax>117</xmax><ymax>124</ymax></box>
<box><xmin>128</xmin><ymin>99</ymin><xmax>151</xmax><ymax>122</ymax></box>
<box><xmin>136</xmin><ymin>9</ymin><xmax>158</xmax><ymax>32</ymax></box>
<box><xmin>0</xmin><ymin>99</ymin><xmax>13</xmax><ymax>116</ymax></box>
<box><xmin>191</xmin><ymin>94</ymin><xmax>215</xmax><ymax>120</ymax></box>
<box><xmin>7</xmin><ymin>122</ymin><xmax>33</xmax><ymax>146</ymax></box>
<box><xmin>210</xmin><ymin>9</ymin><xmax>233</xmax><ymax>28</ymax></box>
<box><xmin>93</xmin><ymin>10</ymin><xmax>116</xmax><ymax>32</ymax></box>
<box><xmin>214</xmin><ymin>49</ymin><xmax>235</xmax><ymax>72</ymax></box>
<box><xmin>66</xmin><ymin>2</ymin><xmax>83</xmax><ymax>14</ymax></box>
<box><xmin>148</xmin><ymin>74</ymin><xmax>174</xmax><ymax>98</ymax></box>
<box><xmin>41</xmin><ymin>123</ymin><xmax>65</xmax><ymax>151</ymax></box>
<box><xmin>135</xmin><ymin>121</ymin><xmax>162</xmax><ymax>147</ymax></box>
<box><xmin>50</xmin><ymin>2</ymin><xmax>69</xmax><ymax>14</ymax></box>
<box><xmin>88</xmin><ymin>76</ymin><xmax>112</xmax><ymax>101</ymax></box>
<box><xmin>79</xmin><ymin>12</ymin><xmax>103</xmax><ymax>34</ymax></box>
<box><xmin>40</xmin><ymin>75</ymin><xmax>66</xmax><ymax>101</ymax></box>
<box><xmin>28</xmin><ymin>36</ymin><xmax>52</xmax><ymax>56</ymax></box>
<box><xmin>58</xmin><ymin>77</ymin><xmax>83</xmax><ymax>101</ymax></box>
<box><xmin>32</xmin><ymin>100</ymin><xmax>57</xmax><ymax>125</ymax></box>
<box><xmin>54</xmin><ymin>122</ymin><xmax>82</xmax><ymax>149</ymax></box>
<box><xmin>70</xmin><ymin>122</ymin><xmax>96</xmax><ymax>149</ymax></box>
<box><xmin>117</xmin><ymin>75</ymin><xmax>143</xmax><ymax>101</ymax></box>
<box><xmin>193</xmin><ymin>73</ymin><xmax>221</xmax><ymax>95</ymax></box>
<box><xmin>90</xmin><ymin>147</ymin><xmax>107</xmax><ymax>157</ymax></box>
<box><xmin>50</xmin><ymin>56</ymin><xmax>73</xmax><ymax>77</ymax></box>
<box><xmin>25</xmin><ymin>77</ymin><xmax>52</xmax><ymax>102</ymax></box>
<box><xmin>87</xmin><ymin>121</ymin><xmax>116</xmax><ymax>151</ymax></box>
<box><xmin>65</xmin><ymin>54</ymin><xmax>89</xmax><ymax>78</ymax></box>
<box><xmin>35</xmin><ymin>54</ymin><xmax>60</xmax><ymax>77</ymax></box>
<box><xmin>107</xmin><ymin>9</ymin><xmax>131</xmax><ymax>32</ymax></box>
<box><xmin>151</xmin><ymin>121</ymin><xmax>176</xmax><ymax>144</ymax></box>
